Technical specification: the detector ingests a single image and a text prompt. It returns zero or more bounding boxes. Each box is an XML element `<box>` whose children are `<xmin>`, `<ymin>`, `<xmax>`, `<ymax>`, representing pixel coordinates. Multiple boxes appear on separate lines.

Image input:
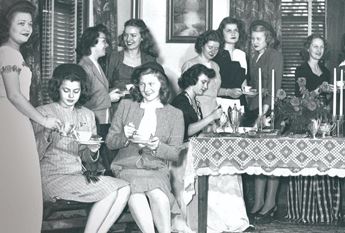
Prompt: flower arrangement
<box><xmin>274</xmin><ymin>77</ymin><xmax>331</xmax><ymax>134</ymax></box>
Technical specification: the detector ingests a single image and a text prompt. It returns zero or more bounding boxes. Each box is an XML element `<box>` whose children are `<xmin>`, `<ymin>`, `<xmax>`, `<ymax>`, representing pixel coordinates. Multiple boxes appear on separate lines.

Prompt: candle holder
<box><xmin>332</xmin><ymin>115</ymin><xmax>344</xmax><ymax>137</ymax></box>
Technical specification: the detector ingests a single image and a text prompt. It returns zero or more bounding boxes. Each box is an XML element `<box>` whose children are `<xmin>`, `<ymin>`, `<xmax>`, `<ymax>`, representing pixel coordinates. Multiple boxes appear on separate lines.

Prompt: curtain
<box><xmin>229</xmin><ymin>0</ymin><xmax>281</xmax><ymax>54</ymax></box>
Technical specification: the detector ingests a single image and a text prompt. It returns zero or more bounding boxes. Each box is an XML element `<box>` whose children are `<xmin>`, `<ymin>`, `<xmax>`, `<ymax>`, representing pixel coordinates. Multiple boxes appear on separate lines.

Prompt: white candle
<box><xmin>271</xmin><ymin>69</ymin><xmax>275</xmax><ymax>111</ymax></box>
<box><xmin>340</xmin><ymin>69</ymin><xmax>344</xmax><ymax>117</ymax></box>
<box><xmin>258</xmin><ymin>68</ymin><xmax>262</xmax><ymax>116</ymax></box>
<box><xmin>333</xmin><ymin>68</ymin><xmax>337</xmax><ymax>117</ymax></box>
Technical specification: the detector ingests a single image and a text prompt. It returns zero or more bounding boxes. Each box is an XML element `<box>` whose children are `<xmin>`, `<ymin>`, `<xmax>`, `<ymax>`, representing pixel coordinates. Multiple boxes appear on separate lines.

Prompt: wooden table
<box><xmin>184</xmin><ymin>134</ymin><xmax>345</xmax><ymax>233</ymax></box>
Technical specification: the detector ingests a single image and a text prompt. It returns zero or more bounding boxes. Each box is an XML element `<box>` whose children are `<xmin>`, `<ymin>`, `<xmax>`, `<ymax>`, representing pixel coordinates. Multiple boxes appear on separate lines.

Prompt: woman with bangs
<box><xmin>33</xmin><ymin>64</ymin><xmax>130</xmax><ymax>233</ymax></box>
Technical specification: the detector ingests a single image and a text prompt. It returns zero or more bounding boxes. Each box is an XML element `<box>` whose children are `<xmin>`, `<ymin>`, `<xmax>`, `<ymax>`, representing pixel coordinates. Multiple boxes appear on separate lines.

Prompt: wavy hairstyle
<box><xmin>217</xmin><ymin>17</ymin><xmax>246</xmax><ymax>49</ymax></box>
<box><xmin>76</xmin><ymin>24</ymin><xmax>109</xmax><ymax>57</ymax></box>
<box><xmin>178</xmin><ymin>64</ymin><xmax>216</xmax><ymax>90</ymax></box>
<box><xmin>130</xmin><ymin>62</ymin><xmax>170</xmax><ymax>104</ymax></box>
<box><xmin>300</xmin><ymin>34</ymin><xmax>329</xmax><ymax>62</ymax></box>
<box><xmin>250</xmin><ymin>20</ymin><xmax>280</xmax><ymax>49</ymax></box>
<box><xmin>0</xmin><ymin>1</ymin><xmax>36</xmax><ymax>45</ymax></box>
<box><xmin>195</xmin><ymin>30</ymin><xmax>223</xmax><ymax>54</ymax></box>
<box><xmin>118</xmin><ymin>19</ymin><xmax>159</xmax><ymax>58</ymax></box>
<box><xmin>48</xmin><ymin>64</ymin><xmax>90</xmax><ymax>108</ymax></box>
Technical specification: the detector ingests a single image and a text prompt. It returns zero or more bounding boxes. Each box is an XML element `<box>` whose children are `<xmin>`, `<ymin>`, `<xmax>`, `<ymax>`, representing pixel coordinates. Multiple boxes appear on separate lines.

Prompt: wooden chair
<box><xmin>42</xmin><ymin>199</ymin><xmax>137</xmax><ymax>232</ymax></box>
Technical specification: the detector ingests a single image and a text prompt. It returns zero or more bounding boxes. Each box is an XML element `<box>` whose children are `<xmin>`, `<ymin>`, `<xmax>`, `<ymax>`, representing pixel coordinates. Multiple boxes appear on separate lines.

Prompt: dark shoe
<box><xmin>254</xmin><ymin>206</ymin><xmax>277</xmax><ymax>224</ymax></box>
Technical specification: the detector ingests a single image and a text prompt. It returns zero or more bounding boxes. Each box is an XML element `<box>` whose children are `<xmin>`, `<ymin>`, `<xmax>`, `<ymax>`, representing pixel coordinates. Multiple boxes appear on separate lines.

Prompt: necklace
<box><xmin>184</xmin><ymin>91</ymin><xmax>202</xmax><ymax>119</ymax></box>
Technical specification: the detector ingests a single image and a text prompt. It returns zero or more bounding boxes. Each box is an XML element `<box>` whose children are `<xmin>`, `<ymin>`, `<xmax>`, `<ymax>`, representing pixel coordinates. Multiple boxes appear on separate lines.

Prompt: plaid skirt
<box><xmin>286</xmin><ymin>176</ymin><xmax>341</xmax><ymax>224</ymax></box>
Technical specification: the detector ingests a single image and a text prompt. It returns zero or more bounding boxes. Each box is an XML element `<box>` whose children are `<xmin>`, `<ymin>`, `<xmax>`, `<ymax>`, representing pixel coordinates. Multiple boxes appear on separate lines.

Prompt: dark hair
<box><xmin>118</xmin><ymin>19</ymin><xmax>159</xmax><ymax>58</ymax></box>
<box><xmin>299</xmin><ymin>34</ymin><xmax>328</xmax><ymax>62</ymax></box>
<box><xmin>194</xmin><ymin>30</ymin><xmax>223</xmax><ymax>54</ymax></box>
<box><xmin>130</xmin><ymin>62</ymin><xmax>170</xmax><ymax>104</ymax></box>
<box><xmin>0</xmin><ymin>1</ymin><xmax>36</xmax><ymax>45</ymax></box>
<box><xmin>48</xmin><ymin>64</ymin><xmax>90</xmax><ymax>107</ymax></box>
<box><xmin>217</xmin><ymin>17</ymin><xmax>246</xmax><ymax>49</ymax></box>
<box><xmin>178</xmin><ymin>64</ymin><xmax>216</xmax><ymax>90</ymax></box>
<box><xmin>76</xmin><ymin>24</ymin><xmax>109</xmax><ymax>56</ymax></box>
<box><xmin>250</xmin><ymin>20</ymin><xmax>279</xmax><ymax>49</ymax></box>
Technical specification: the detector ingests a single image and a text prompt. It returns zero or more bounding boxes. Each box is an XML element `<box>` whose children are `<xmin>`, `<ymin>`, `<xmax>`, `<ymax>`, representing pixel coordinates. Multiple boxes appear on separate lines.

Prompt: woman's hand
<box><xmin>228</xmin><ymin>88</ymin><xmax>243</xmax><ymax>98</ymax></box>
<box><xmin>210</xmin><ymin>107</ymin><xmax>223</xmax><ymax>121</ymax></box>
<box><xmin>79</xmin><ymin>143</ymin><xmax>101</xmax><ymax>153</ymax></box>
<box><xmin>124</xmin><ymin>122</ymin><xmax>136</xmax><ymax>138</ymax></box>
<box><xmin>145</xmin><ymin>136</ymin><xmax>160</xmax><ymax>151</ymax></box>
<box><xmin>109</xmin><ymin>89</ymin><xmax>123</xmax><ymax>102</ymax></box>
<box><xmin>43</xmin><ymin>116</ymin><xmax>62</xmax><ymax>131</ymax></box>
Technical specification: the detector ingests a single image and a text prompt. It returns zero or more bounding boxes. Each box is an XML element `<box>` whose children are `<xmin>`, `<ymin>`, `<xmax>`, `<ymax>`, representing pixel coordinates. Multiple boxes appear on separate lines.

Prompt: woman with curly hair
<box><xmin>213</xmin><ymin>17</ymin><xmax>248</xmax><ymax>108</ymax></box>
<box><xmin>33</xmin><ymin>64</ymin><xmax>130</xmax><ymax>233</ymax></box>
<box><xmin>106</xmin><ymin>62</ymin><xmax>184</xmax><ymax>233</ymax></box>
<box><xmin>106</xmin><ymin>19</ymin><xmax>158</xmax><ymax>94</ymax></box>
<box><xmin>286</xmin><ymin>34</ymin><xmax>341</xmax><ymax>225</ymax></box>
<box><xmin>0</xmin><ymin>2</ymin><xmax>61</xmax><ymax>232</ymax></box>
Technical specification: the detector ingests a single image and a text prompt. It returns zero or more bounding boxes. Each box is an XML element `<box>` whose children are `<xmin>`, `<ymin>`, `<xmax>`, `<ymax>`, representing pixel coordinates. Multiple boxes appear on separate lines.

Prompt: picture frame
<box><xmin>166</xmin><ymin>0</ymin><xmax>212</xmax><ymax>43</ymax></box>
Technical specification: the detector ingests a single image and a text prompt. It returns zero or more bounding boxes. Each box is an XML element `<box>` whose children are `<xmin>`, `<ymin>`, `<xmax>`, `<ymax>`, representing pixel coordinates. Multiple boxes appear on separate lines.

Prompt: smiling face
<box><xmin>192</xmin><ymin>73</ymin><xmax>210</xmax><ymax>96</ymax></box>
<box><xmin>139</xmin><ymin>73</ymin><xmax>162</xmax><ymax>102</ymax></box>
<box><xmin>123</xmin><ymin>26</ymin><xmax>142</xmax><ymax>50</ymax></box>
<box><xmin>91</xmin><ymin>32</ymin><xmax>108</xmax><ymax>58</ymax></box>
<box><xmin>8</xmin><ymin>12</ymin><xmax>33</xmax><ymax>46</ymax></box>
<box><xmin>201</xmin><ymin>40</ymin><xmax>220</xmax><ymax>60</ymax></box>
<box><xmin>223</xmin><ymin>23</ymin><xmax>239</xmax><ymax>45</ymax></box>
<box><xmin>251</xmin><ymin>31</ymin><xmax>267</xmax><ymax>54</ymax></box>
<box><xmin>308</xmin><ymin>38</ymin><xmax>325</xmax><ymax>61</ymax></box>
<box><xmin>59</xmin><ymin>80</ymin><xmax>81</xmax><ymax>108</ymax></box>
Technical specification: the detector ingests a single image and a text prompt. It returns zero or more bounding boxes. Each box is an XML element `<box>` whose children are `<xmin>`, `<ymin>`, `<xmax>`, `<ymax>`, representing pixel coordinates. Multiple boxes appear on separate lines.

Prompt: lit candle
<box><xmin>333</xmin><ymin>68</ymin><xmax>337</xmax><ymax>117</ymax></box>
<box><xmin>271</xmin><ymin>69</ymin><xmax>275</xmax><ymax>111</ymax></box>
<box><xmin>340</xmin><ymin>69</ymin><xmax>344</xmax><ymax>117</ymax></box>
<box><xmin>258</xmin><ymin>68</ymin><xmax>262</xmax><ymax>116</ymax></box>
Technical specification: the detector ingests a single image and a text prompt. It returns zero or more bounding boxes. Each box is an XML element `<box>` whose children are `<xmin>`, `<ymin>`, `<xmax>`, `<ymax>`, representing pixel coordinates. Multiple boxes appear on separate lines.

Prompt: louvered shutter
<box><xmin>41</xmin><ymin>0</ymin><xmax>86</xmax><ymax>104</ymax></box>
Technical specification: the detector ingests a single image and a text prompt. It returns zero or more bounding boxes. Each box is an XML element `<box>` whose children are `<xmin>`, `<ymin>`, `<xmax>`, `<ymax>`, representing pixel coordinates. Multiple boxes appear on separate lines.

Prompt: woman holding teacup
<box><xmin>106</xmin><ymin>62</ymin><xmax>184</xmax><ymax>233</ymax></box>
<box><xmin>286</xmin><ymin>34</ymin><xmax>341</xmax><ymax>224</ymax></box>
<box><xmin>32</xmin><ymin>64</ymin><xmax>130</xmax><ymax>233</ymax></box>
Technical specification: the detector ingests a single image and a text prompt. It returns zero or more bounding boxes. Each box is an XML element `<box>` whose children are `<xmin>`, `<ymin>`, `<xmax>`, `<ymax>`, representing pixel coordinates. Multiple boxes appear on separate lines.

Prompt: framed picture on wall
<box><xmin>166</xmin><ymin>0</ymin><xmax>212</xmax><ymax>43</ymax></box>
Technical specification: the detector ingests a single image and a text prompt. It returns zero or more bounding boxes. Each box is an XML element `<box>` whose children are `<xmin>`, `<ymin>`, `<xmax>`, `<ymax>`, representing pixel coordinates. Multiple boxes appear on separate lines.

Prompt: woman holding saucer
<box><xmin>33</xmin><ymin>64</ymin><xmax>130</xmax><ymax>233</ymax></box>
<box><xmin>106</xmin><ymin>62</ymin><xmax>184</xmax><ymax>233</ymax></box>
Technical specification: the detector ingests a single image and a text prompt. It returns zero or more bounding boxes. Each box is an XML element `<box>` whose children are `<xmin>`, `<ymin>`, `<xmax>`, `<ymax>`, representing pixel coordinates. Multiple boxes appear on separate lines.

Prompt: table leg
<box><xmin>198</xmin><ymin>175</ymin><xmax>208</xmax><ymax>233</ymax></box>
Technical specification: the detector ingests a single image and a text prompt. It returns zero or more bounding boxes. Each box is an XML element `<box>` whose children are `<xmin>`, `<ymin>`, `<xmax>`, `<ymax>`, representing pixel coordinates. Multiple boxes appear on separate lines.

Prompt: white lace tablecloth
<box><xmin>183</xmin><ymin>135</ymin><xmax>345</xmax><ymax>205</ymax></box>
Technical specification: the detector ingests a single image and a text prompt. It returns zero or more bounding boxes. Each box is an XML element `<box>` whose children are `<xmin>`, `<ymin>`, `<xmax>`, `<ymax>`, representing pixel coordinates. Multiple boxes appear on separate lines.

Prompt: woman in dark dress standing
<box><xmin>287</xmin><ymin>34</ymin><xmax>341</xmax><ymax>224</ymax></box>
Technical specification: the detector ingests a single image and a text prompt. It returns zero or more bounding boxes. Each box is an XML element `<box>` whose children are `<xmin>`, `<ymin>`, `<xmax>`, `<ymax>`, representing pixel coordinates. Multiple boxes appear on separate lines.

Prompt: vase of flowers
<box><xmin>274</xmin><ymin>77</ymin><xmax>331</xmax><ymax>135</ymax></box>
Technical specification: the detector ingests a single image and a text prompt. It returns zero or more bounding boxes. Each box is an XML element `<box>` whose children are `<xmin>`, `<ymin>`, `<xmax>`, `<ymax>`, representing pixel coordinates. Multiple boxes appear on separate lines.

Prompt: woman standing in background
<box><xmin>246</xmin><ymin>20</ymin><xmax>283</xmax><ymax>224</ymax></box>
<box><xmin>106</xmin><ymin>19</ymin><xmax>158</xmax><ymax>99</ymax></box>
<box><xmin>213</xmin><ymin>17</ymin><xmax>248</xmax><ymax>108</ymax></box>
<box><xmin>78</xmin><ymin>24</ymin><xmax>123</xmax><ymax>173</ymax></box>
<box><xmin>287</xmin><ymin>34</ymin><xmax>341</xmax><ymax>224</ymax></box>
<box><xmin>0</xmin><ymin>1</ymin><xmax>61</xmax><ymax>232</ymax></box>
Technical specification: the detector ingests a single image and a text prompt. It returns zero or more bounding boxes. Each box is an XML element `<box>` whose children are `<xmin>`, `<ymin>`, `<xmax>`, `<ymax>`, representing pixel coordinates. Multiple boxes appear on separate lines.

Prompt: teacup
<box><xmin>75</xmin><ymin>130</ymin><xmax>92</xmax><ymax>141</ymax></box>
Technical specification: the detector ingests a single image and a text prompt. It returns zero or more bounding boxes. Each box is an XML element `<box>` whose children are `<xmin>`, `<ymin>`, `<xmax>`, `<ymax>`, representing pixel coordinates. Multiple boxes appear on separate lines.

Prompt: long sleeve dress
<box><xmin>171</xmin><ymin>92</ymin><xmax>250</xmax><ymax>233</ymax></box>
<box><xmin>244</xmin><ymin>48</ymin><xmax>283</xmax><ymax>126</ymax></box>
<box><xmin>287</xmin><ymin>62</ymin><xmax>341</xmax><ymax>224</ymax></box>
<box><xmin>33</xmin><ymin>102</ymin><xmax>128</xmax><ymax>202</ymax></box>
<box><xmin>106</xmin><ymin>99</ymin><xmax>184</xmax><ymax>214</ymax></box>
<box><xmin>0</xmin><ymin>45</ymin><xmax>43</xmax><ymax>233</ymax></box>
<box><xmin>213</xmin><ymin>48</ymin><xmax>248</xmax><ymax>108</ymax></box>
